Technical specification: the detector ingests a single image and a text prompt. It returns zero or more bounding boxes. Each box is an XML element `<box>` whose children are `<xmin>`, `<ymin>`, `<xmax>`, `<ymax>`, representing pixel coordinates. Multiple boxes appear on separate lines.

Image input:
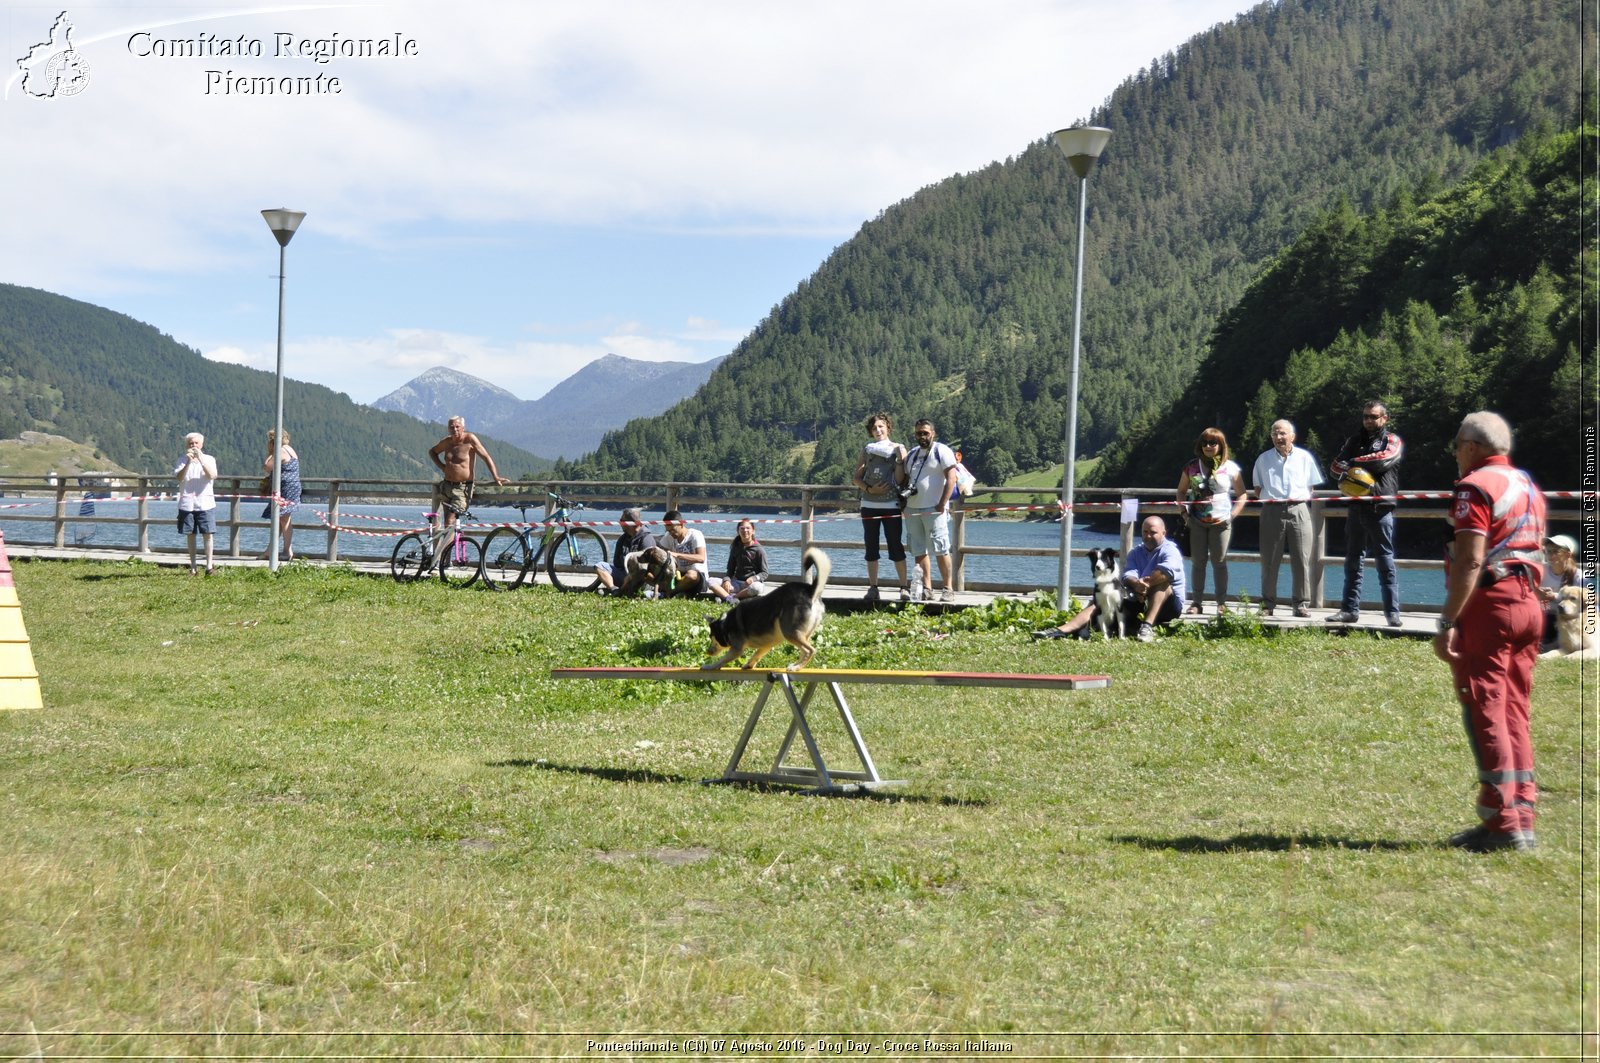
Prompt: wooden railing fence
<box><xmin>1</xmin><ymin>474</ymin><xmax>1586</xmax><ymax>613</ymax></box>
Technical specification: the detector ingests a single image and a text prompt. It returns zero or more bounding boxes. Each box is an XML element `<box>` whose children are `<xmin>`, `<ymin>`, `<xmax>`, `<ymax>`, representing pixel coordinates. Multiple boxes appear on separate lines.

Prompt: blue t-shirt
<box><xmin>1123</xmin><ymin>538</ymin><xmax>1187</xmax><ymax>611</ymax></box>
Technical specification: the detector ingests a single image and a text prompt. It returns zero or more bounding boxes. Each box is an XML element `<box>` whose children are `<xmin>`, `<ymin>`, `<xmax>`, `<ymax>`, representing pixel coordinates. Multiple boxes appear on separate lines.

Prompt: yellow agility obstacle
<box><xmin>550</xmin><ymin>666</ymin><xmax>1111</xmax><ymax>793</ymax></box>
<box><xmin>0</xmin><ymin>531</ymin><xmax>43</xmax><ymax>710</ymax></box>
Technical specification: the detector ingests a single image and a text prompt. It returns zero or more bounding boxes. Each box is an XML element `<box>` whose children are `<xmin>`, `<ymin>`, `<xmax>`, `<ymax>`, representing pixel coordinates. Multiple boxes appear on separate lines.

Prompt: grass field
<box><xmin>0</xmin><ymin>559</ymin><xmax>1593</xmax><ymax>1059</ymax></box>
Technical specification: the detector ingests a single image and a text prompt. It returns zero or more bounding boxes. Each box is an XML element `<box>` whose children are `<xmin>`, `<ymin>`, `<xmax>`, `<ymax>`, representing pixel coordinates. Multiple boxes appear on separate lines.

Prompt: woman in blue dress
<box><xmin>260</xmin><ymin>428</ymin><xmax>302</xmax><ymax>560</ymax></box>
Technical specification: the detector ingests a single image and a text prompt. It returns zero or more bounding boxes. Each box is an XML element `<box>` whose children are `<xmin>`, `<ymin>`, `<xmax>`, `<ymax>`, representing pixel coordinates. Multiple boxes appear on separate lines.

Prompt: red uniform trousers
<box><xmin>1449</xmin><ymin>576</ymin><xmax>1542</xmax><ymax>836</ymax></box>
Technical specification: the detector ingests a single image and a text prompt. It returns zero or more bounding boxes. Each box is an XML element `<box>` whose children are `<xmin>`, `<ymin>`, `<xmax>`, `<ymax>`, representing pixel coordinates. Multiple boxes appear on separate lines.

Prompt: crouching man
<box><xmin>595</xmin><ymin>508</ymin><xmax>657</xmax><ymax>596</ymax></box>
<box><xmin>1035</xmin><ymin>516</ymin><xmax>1188</xmax><ymax>642</ymax></box>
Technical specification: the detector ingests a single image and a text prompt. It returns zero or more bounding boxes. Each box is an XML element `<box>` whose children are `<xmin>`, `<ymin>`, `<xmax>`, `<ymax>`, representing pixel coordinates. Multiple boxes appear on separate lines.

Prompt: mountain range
<box><xmin>0</xmin><ymin>0</ymin><xmax>1586</xmax><ymax>492</ymax></box>
<box><xmin>567</xmin><ymin>0</ymin><xmax>1584</xmax><ymax>489</ymax></box>
<box><xmin>370</xmin><ymin>354</ymin><xmax>726</xmax><ymax>460</ymax></box>
<box><xmin>0</xmin><ymin>283</ymin><xmax>550</xmax><ymax>480</ymax></box>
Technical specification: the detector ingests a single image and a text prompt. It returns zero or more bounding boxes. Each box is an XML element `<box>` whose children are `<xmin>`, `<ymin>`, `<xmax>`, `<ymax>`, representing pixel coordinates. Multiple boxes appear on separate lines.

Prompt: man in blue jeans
<box><xmin>1327</xmin><ymin>401</ymin><xmax>1405</xmax><ymax>627</ymax></box>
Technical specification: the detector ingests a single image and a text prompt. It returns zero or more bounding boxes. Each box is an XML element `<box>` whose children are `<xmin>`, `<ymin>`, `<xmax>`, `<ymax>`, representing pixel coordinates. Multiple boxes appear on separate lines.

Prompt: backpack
<box><xmin>952</xmin><ymin>462</ymin><xmax>976</xmax><ymax>497</ymax></box>
<box><xmin>860</xmin><ymin>445</ymin><xmax>899</xmax><ymax>500</ymax></box>
<box><xmin>951</xmin><ymin>450</ymin><xmax>976</xmax><ymax>497</ymax></box>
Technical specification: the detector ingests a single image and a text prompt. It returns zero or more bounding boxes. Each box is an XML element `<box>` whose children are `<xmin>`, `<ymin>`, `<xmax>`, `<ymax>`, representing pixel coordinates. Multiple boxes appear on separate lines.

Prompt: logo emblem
<box><xmin>16</xmin><ymin>11</ymin><xmax>91</xmax><ymax>98</ymax></box>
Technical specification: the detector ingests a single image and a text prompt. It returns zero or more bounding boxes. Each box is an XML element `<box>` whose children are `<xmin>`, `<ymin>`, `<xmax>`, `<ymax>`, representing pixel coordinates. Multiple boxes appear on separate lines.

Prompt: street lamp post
<box><xmin>1050</xmin><ymin>126</ymin><xmax>1111</xmax><ymax>608</ymax></box>
<box><xmin>260</xmin><ymin>209</ymin><xmax>306</xmax><ymax>574</ymax></box>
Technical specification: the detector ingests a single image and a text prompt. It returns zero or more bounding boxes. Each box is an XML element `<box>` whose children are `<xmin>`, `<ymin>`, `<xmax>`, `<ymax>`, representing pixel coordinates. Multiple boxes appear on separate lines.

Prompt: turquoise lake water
<box><xmin>4</xmin><ymin>496</ymin><xmax>1449</xmax><ymax>604</ymax></box>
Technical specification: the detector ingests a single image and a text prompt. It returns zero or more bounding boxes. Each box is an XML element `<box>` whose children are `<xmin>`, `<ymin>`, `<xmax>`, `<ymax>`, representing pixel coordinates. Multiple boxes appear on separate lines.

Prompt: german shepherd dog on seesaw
<box><xmin>703</xmin><ymin>547</ymin><xmax>830</xmax><ymax>671</ymax></box>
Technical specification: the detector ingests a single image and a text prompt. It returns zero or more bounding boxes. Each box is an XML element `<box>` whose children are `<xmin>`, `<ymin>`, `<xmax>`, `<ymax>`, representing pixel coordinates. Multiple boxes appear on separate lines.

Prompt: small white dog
<box><xmin>1541</xmin><ymin>585</ymin><xmax>1596</xmax><ymax>660</ymax></box>
<box><xmin>1087</xmin><ymin>548</ymin><xmax>1123</xmax><ymax>639</ymax></box>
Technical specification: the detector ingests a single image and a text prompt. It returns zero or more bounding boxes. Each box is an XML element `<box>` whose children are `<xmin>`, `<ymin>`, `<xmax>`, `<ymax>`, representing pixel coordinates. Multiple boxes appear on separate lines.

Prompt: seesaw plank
<box><xmin>549</xmin><ymin>666</ymin><xmax>1111</xmax><ymax>690</ymax></box>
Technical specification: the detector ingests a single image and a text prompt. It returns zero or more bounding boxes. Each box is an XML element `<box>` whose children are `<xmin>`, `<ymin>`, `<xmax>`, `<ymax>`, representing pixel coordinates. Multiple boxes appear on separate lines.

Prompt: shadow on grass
<box><xmin>625</xmin><ymin>635</ymin><xmax>684</xmax><ymax>659</ymax></box>
<box><xmin>489</xmin><ymin>759</ymin><xmax>691</xmax><ymax>786</ymax></box>
<box><xmin>490</xmin><ymin>758</ymin><xmax>988</xmax><ymax>805</ymax></box>
<box><xmin>1110</xmin><ymin>832</ymin><xmax>1422</xmax><ymax>853</ymax></box>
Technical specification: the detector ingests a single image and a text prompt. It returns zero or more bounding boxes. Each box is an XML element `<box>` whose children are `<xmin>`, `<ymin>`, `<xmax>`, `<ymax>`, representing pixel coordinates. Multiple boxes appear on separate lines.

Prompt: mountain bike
<box><xmin>389</xmin><ymin>510</ymin><xmax>484</xmax><ymax>587</ymax></box>
<box><xmin>478</xmin><ymin>492</ymin><xmax>608</xmax><ymax>592</ymax></box>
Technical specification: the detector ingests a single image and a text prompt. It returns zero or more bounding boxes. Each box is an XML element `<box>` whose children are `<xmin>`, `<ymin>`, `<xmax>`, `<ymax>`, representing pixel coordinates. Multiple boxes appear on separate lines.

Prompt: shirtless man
<box><xmin>428</xmin><ymin>416</ymin><xmax>508</xmax><ymax>532</ymax></box>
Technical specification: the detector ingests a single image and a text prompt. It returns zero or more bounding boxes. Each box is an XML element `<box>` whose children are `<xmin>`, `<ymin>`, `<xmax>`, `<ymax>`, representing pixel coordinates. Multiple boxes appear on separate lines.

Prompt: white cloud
<box><xmin>5</xmin><ymin>1</ymin><xmax>1248</xmax><ymax>268</ymax></box>
<box><xmin>599</xmin><ymin>331</ymin><xmax>697</xmax><ymax>364</ymax></box>
<box><xmin>5</xmin><ymin>0</ymin><xmax>1249</xmax><ymax>399</ymax></box>
<box><xmin>202</xmin><ymin>344</ymin><xmax>260</xmax><ymax>369</ymax></box>
<box><xmin>678</xmin><ymin>317</ymin><xmax>747</xmax><ymax>343</ymax></box>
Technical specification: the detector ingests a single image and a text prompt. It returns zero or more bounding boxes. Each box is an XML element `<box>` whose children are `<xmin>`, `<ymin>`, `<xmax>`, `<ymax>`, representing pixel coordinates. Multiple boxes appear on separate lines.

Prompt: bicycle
<box><xmin>478</xmin><ymin>492</ymin><xmax>609</xmax><ymax>592</ymax></box>
<box><xmin>389</xmin><ymin>510</ymin><xmax>484</xmax><ymax>587</ymax></box>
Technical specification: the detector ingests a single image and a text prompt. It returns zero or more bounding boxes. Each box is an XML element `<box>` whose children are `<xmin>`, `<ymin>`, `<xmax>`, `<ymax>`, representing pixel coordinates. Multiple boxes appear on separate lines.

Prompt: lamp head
<box><xmin>1051</xmin><ymin>126</ymin><xmax>1111</xmax><ymax>180</ymax></box>
<box><xmin>260</xmin><ymin>209</ymin><xmax>307</xmax><ymax>247</ymax></box>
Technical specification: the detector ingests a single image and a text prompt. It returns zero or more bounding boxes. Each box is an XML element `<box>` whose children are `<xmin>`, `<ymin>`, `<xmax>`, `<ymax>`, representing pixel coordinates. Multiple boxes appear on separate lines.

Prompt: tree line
<box><xmin>563</xmin><ymin>0</ymin><xmax>1582</xmax><ymax>489</ymax></box>
<box><xmin>1096</xmin><ymin>125</ymin><xmax>1591</xmax><ymax>490</ymax></box>
<box><xmin>0</xmin><ymin>283</ymin><xmax>550</xmax><ymax>481</ymax></box>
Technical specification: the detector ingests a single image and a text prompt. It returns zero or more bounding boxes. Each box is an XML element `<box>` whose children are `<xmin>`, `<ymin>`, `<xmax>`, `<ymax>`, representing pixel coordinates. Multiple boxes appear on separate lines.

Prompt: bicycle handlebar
<box><xmin>546</xmin><ymin>491</ymin><xmax>585</xmax><ymax>510</ymax></box>
<box><xmin>452</xmin><ymin>493</ymin><xmax>588</xmax><ymax>517</ymax></box>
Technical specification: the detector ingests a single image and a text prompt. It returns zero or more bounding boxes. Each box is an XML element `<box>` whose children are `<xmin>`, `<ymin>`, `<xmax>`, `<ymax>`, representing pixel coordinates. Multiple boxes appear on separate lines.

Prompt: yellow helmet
<box><xmin>1339</xmin><ymin>467</ymin><xmax>1377</xmax><ymax>497</ymax></box>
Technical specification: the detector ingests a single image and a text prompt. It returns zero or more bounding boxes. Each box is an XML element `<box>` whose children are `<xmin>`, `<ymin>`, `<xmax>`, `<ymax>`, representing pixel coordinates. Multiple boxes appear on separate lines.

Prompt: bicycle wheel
<box><xmin>480</xmin><ymin>528</ymin><xmax>534</xmax><ymax>591</ymax></box>
<box><xmin>545</xmin><ymin>527</ymin><xmax>606</xmax><ymax>592</ymax></box>
<box><xmin>390</xmin><ymin>532</ymin><xmax>431</xmax><ymax>582</ymax></box>
<box><xmin>437</xmin><ymin>534</ymin><xmax>483</xmax><ymax>588</ymax></box>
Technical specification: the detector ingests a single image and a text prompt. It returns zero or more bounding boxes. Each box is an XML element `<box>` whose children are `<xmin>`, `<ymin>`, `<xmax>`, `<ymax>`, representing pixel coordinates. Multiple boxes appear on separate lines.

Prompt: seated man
<box><xmin>659</xmin><ymin>509</ymin><xmax>710</xmax><ymax>597</ymax></box>
<box><xmin>1034</xmin><ymin>515</ymin><xmax>1188</xmax><ymax>643</ymax></box>
<box><xmin>595</xmin><ymin>508</ymin><xmax>657</xmax><ymax>596</ymax></box>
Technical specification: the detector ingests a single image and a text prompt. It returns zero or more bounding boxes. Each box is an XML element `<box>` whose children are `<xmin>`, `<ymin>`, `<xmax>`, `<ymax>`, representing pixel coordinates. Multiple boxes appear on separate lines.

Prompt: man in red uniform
<box><xmin>1433</xmin><ymin>411</ymin><xmax>1547</xmax><ymax>853</ymax></box>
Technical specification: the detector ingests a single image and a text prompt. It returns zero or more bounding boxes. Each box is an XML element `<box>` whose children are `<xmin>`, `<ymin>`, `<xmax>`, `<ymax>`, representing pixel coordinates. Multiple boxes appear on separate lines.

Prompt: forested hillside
<box><xmin>0</xmin><ymin>285</ymin><xmax>550</xmax><ymax>479</ymax></box>
<box><xmin>1098</xmin><ymin>127</ymin><xmax>1591</xmax><ymax>490</ymax></box>
<box><xmin>565</xmin><ymin>0</ymin><xmax>1580</xmax><ymax>488</ymax></box>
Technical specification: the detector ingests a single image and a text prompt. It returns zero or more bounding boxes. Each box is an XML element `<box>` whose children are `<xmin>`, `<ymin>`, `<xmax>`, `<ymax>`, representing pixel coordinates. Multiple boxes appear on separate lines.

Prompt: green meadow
<box><xmin>0</xmin><ymin>560</ymin><xmax>1591</xmax><ymax>1059</ymax></box>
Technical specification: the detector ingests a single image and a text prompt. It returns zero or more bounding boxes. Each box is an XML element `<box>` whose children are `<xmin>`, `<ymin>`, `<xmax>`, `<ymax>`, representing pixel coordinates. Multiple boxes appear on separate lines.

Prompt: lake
<box><xmin>3</xmin><ymin>496</ymin><xmax>1450</xmax><ymax>604</ymax></box>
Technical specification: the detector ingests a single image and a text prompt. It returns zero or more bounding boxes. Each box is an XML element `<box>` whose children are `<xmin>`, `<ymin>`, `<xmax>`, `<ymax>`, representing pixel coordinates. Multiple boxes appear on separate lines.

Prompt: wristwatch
<box><xmin>1437</xmin><ymin>617</ymin><xmax>1456</xmax><ymax>633</ymax></box>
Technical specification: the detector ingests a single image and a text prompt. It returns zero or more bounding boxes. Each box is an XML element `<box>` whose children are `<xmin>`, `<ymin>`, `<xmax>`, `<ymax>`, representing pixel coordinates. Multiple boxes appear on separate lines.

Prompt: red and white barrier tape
<box><xmin>16</xmin><ymin>487</ymin><xmax>1597</xmax><ymax>537</ymax></box>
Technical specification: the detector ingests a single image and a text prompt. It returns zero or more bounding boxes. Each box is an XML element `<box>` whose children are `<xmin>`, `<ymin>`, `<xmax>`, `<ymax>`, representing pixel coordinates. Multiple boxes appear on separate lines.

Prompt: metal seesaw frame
<box><xmin>549</xmin><ymin>667</ymin><xmax>1111</xmax><ymax>794</ymax></box>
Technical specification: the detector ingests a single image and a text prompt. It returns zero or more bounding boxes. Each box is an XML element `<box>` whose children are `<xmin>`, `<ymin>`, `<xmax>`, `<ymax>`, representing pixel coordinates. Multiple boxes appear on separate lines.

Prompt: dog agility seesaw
<box><xmin>549</xmin><ymin>666</ymin><xmax>1112</xmax><ymax>794</ymax></box>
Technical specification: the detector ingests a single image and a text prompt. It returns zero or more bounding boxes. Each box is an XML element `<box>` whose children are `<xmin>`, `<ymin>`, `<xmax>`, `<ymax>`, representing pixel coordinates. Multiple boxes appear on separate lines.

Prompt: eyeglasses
<box><xmin>1202</xmin><ymin>441</ymin><xmax>1221</xmax><ymax>448</ymax></box>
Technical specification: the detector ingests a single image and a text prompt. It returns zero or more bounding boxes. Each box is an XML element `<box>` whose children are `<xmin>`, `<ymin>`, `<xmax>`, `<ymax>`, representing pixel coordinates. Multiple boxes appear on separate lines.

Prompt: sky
<box><xmin>2</xmin><ymin>0</ymin><xmax>1250</xmax><ymax>406</ymax></box>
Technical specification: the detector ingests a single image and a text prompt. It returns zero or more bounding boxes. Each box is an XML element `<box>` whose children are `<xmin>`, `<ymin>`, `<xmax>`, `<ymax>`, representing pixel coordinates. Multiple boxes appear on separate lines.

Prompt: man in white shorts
<box><xmin>902</xmin><ymin>418</ymin><xmax>960</xmax><ymax>603</ymax></box>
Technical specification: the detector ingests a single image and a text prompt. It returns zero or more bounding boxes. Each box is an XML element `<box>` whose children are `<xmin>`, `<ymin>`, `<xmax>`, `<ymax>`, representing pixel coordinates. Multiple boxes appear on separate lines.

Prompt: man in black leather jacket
<box><xmin>1327</xmin><ymin>401</ymin><xmax>1405</xmax><ymax>626</ymax></box>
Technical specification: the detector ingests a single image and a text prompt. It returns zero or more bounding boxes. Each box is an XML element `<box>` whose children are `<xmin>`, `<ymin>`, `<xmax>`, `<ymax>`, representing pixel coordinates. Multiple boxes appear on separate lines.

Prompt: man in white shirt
<box><xmin>1251</xmin><ymin>419</ymin><xmax>1324</xmax><ymax>617</ymax></box>
<box><xmin>174</xmin><ymin>431</ymin><xmax>219</xmax><ymax>576</ymax></box>
<box><xmin>660</xmin><ymin>509</ymin><xmax>709</xmax><ymax>597</ymax></box>
<box><xmin>902</xmin><ymin>418</ymin><xmax>960</xmax><ymax>603</ymax></box>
